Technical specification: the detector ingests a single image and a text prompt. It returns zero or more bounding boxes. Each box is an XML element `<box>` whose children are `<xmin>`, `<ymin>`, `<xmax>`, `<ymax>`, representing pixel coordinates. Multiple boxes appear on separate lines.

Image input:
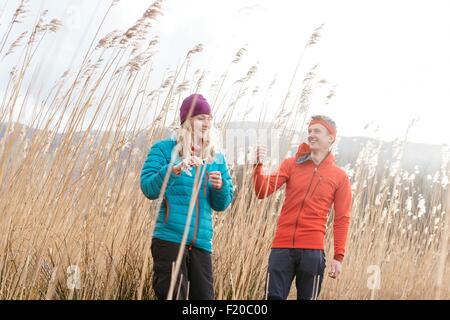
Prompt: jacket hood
<box><xmin>295</xmin><ymin>142</ymin><xmax>335</xmax><ymax>166</ymax></box>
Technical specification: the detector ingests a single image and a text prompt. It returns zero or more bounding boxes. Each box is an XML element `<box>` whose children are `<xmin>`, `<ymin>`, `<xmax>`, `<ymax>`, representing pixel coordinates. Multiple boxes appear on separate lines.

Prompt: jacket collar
<box><xmin>295</xmin><ymin>142</ymin><xmax>335</xmax><ymax>166</ymax></box>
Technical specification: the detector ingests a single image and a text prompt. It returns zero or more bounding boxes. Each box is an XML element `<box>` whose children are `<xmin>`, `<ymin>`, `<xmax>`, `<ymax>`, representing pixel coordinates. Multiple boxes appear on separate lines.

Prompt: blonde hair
<box><xmin>173</xmin><ymin>119</ymin><xmax>216</xmax><ymax>163</ymax></box>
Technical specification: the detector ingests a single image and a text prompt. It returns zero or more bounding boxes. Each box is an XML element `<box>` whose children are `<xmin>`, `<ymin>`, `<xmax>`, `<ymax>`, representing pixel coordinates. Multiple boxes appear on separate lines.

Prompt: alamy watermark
<box><xmin>67</xmin><ymin>265</ymin><xmax>81</xmax><ymax>290</ymax></box>
<box><xmin>367</xmin><ymin>265</ymin><xmax>381</xmax><ymax>290</ymax></box>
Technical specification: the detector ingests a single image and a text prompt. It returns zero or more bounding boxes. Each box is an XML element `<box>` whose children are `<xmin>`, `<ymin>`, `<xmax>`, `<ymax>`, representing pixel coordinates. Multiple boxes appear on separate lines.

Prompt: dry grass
<box><xmin>0</xmin><ymin>0</ymin><xmax>448</xmax><ymax>300</ymax></box>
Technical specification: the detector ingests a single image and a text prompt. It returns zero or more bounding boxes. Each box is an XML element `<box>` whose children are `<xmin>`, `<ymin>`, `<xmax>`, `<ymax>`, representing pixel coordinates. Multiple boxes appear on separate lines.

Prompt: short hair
<box><xmin>310</xmin><ymin>115</ymin><xmax>337</xmax><ymax>132</ymax></box>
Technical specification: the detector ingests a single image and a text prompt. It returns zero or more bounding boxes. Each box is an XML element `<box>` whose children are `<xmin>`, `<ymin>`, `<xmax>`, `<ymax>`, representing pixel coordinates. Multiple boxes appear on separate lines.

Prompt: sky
<box><xmin>1</xmin><ymin>0</ymin><xmax>449</xmax><ymax>145</ymax></box>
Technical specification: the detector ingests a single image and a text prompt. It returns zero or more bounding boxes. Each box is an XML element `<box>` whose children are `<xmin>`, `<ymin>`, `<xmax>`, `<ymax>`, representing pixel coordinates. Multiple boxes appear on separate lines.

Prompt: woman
<box><xmin>140</xmin><ymin>93</ymin><xmax>233</xmax><ymax>300</ymax></box>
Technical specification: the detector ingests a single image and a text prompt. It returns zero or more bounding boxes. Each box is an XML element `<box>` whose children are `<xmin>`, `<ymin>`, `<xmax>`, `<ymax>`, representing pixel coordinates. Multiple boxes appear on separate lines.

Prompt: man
<box><xmin>253</xmin><ymin>115</ymin><xmax>352</xmax><ymax>300</ymax></box>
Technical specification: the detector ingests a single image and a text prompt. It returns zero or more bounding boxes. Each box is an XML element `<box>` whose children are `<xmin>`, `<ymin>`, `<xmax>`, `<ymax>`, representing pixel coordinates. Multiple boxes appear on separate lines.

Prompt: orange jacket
<box><xmin>253</xmin><ymin>143</ymin><xmax>352</xmax><ymax>262</ymax></box>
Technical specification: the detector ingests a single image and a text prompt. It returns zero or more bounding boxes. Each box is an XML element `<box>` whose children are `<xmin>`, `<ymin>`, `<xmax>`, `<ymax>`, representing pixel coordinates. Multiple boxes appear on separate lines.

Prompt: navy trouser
<box><xmin>267</xmin><ymin>248</ymin><xmax>326</xmax><ymax>300</ymax></box>
<box><xmin>151</xmin><ymin>238</ymin><xmax>214</xmax><ymax>300</ymax></box>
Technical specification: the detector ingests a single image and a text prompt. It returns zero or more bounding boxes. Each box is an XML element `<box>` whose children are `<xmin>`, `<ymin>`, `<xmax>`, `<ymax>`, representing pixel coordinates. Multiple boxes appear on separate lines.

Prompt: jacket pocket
<box><xmin>321</xmin><ymin>250</ymin><xmax>326</xmax><ymax>271</ymax></box>
<box><xmin>299</xmin><ymin>249</ymin><xmax>325</xmax><ymax>276</ymax></box>
<box><xmin>163</xmin><ymin>197</ymin><xmax>170</xmax><ymax>224</ymax></box>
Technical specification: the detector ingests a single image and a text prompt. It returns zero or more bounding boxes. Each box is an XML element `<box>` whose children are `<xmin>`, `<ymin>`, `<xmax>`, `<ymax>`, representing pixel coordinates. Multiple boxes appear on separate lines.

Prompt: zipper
<box><xmin>292</xmin><ymin>152</ymin><xmax>330</xmax><ymax>247</ymax></box>
<box><xmin>189</xmin><ymin>166</ymin><xmax>207</xmax><ymax>250</ymax></box>
<box><xmin>293</xmin><ymin>168</ymin><xmax>316</xmax><ymax>247</ymax></box>
<box><xmin>310</xmin><ymin>176</ymin><xmax>322</xmax><ymax>199</ymax></box>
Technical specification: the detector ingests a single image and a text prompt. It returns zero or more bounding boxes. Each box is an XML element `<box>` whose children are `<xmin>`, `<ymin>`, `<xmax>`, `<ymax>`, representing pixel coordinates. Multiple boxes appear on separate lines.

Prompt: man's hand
<box><xmin>256</xmin><ymin>145</ymin><xmax>267</xmax><ymax>164</ymax></box>
<box><xmin>328</xmin><ymin>259</ymin><xmax>342</xmax><ymax>279</ymax></box>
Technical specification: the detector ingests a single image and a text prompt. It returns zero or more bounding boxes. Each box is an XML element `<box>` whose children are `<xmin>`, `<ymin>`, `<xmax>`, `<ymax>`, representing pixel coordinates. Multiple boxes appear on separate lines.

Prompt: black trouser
<box><xmin>267</xmin><ymin>248</ymin><xmax>326</xmax><ymax>300</ymax></box>
<box><xmin>151</xmin><ymin>238</ymin><xmax>214</xmax><ymax>300</ymax></box>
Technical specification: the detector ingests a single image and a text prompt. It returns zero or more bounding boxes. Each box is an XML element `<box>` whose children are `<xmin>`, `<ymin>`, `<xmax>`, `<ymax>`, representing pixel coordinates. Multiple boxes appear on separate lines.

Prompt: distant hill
<box><xmin>1</xmin><ymin>121</ymin><xmax>445</xmax><ymax>175</ymax></box>
<box><xmin>222</xmin><ymin>121</ymin><xmax>444</xmax><ymax>174</ymax></box>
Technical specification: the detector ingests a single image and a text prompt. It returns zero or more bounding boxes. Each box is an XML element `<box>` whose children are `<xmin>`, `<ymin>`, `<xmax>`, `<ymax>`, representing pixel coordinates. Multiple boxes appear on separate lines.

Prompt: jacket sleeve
<box><xmin>333</xmin><ymin>173</ymin><xmax>352</xmax><ymax>262</ymax></box>
<box><xmin>140</xmin><ymin>142</ymin><xmax>171</xmax><ymax>200</ymax></box>
<box><xmin>253</xmin><ymin>158</ymin><xmax>291</xmax><ymax>199</ymax></box>
<box><xmin>209</xmin><ymin>154</ymin><xmax>233</xmax><ymax>212</ymax></box>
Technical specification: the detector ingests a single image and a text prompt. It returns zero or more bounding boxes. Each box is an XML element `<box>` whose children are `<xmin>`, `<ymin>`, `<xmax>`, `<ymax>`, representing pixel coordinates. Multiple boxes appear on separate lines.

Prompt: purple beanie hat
<box><xmin>180</xmin><ymin>94</ymin><xmax>211</xmax><ymax>124</ymax></box>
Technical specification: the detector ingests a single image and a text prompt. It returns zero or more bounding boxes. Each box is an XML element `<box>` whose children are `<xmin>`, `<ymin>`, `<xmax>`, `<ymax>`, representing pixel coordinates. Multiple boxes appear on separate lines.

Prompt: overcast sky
<box><xmin>1</xmin><ymin>0</ymin><xmax>449</xmax><ymax>145</ymax></box>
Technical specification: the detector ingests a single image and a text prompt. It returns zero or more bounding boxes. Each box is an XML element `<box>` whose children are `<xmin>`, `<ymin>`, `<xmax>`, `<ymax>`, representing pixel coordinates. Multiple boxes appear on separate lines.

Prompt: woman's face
<box><xmin>191</xmin><ymin>114</ymin><xmax>212</xmax><ymax>141</ymax></box>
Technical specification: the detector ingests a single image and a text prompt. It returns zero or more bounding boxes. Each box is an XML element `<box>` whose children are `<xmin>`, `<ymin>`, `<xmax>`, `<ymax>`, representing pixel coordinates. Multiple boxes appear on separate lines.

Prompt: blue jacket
<box><xmin>140</xmin><ymin>138</ymin><xmax>233</xmax><ymax>252</ymax></box>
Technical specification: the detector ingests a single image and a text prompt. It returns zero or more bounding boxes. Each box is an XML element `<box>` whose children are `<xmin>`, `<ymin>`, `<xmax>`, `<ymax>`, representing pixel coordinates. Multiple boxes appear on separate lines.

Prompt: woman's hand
<box><xmin>172</xmin><ymin>156</ymin><xmax>204</xmax><ymax>176</ymax></box>
<box><xmin>209</xmin><ymin>171</ymin><xmax>223</xmax><ymax>190</ymax></box>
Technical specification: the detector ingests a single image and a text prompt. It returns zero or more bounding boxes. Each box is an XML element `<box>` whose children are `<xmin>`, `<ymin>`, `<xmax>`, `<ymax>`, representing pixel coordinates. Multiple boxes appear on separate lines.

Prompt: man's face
<box><xmin>308</xmin><ymin>123</ymin><xmax>334</xmax><ymax>151</ymax></box>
